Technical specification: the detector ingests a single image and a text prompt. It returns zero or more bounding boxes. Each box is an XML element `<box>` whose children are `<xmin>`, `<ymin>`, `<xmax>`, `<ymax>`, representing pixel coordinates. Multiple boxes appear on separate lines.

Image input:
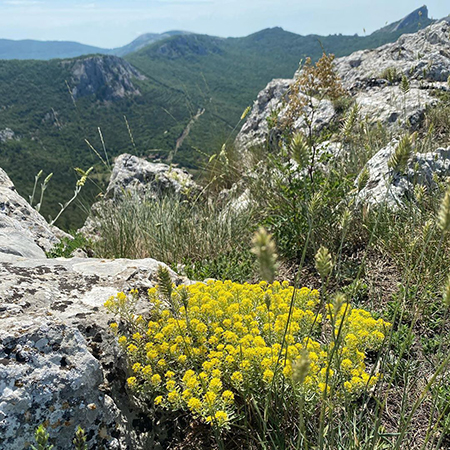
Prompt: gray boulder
<box><xmin>106</xmin><ymin>153</ymin><xmax>199</xmax><ymax>199</ymax></box>
<box><xmin>0</xmin><ymin>168</ymin><xmax>66</xmax><ymax>257</ymax></box>
<box><xmin>81</xmin><ymin>153</ymin><xmax>199</xmax><ymax>238</ymax></box>
<box><xmin>355</xmin><ymin>142</ymin><xmax>450</xmax><ymax>208</ymax></box>
<box><xmin>0</xmin><ymin>254</ymin><xmax>185</xmax><ymax>450</ymax></box>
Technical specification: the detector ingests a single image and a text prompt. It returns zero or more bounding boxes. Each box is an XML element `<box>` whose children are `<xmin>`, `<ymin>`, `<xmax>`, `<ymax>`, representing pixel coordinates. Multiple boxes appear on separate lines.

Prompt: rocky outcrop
<box><xmin>0</xmin><ymin>128</ymin><xmax>16</xmax><ymax>143</ymax></box>
<box><xmin>81</xmin><ymin>154</ymin><xmax>200</xmax><ymax>239</ymax></box>
<box><xmin>236</xmin><ymin>20</ymin><xmax>450</xmax><ymax>150</ymax></box>
<box><xmin>335</xmin><ymin>19</ymin><xmax>450</xmax><ymax>87</ymax></box>
<box><xmin>355</xmin><ymin>142</ymin><xmax>450</xmax><ymax>208</ymax></box>
<box><xmin>105</xmin><ymin>153</ymin><xmax>199</xmax><ymax>200</ymax></box>
<box><xmin>0</xmin><ymin>163</ymin><xmax>191</xmax><ymax>449</ymax></box>
<box><xmin>0</xmin><ymin>168</ymin><xmax>66</xmax><ymax>257</ymax></box>
<box><xmin>0</xmin><ymin>254</ymin><xmax>185</xmax><ymax>450</ymax></box>
<box><xmin>371</xmin><ymin>6</ymin><xmax>432</xmax><ymax>35</ymax></box>
<box><xmin>65</xmin><ymin>55</ymin><xmax>146</xmax><ymax>101</ymax></box>
<box><xmin>235</xmin><ymin>79</ymin><xmax>337</xmax><ymax>150</ymax></box>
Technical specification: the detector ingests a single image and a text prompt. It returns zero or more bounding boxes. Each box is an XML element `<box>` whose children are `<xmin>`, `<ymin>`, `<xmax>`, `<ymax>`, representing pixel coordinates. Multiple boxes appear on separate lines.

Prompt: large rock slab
<box><xmin>105</xmin><ymin>153</ymin><xmax>199</xmax><ymax>199</ymax></box>
<box><xmin>355</xmin><ymin>142</ymin><xmax>450</xmax><ymax>208</ymax></box>
<box><xmin>0</xmin><ymin>254</ymin><xmax>186</xmax><ymax>450</ymax></box>
<box><xmin>0</xmin><ymin>323</ymin><xmax>119</xmax><ymax>450</ymax></box>
<box><xmin>236</xmin><ymin>20</ymin><xmax>450</xmax><ymax>150</ymax></box>
<box><xmin>0</xmin><ymin>168</ymin><xmax>67</xmax><ymax>257</ymax></box>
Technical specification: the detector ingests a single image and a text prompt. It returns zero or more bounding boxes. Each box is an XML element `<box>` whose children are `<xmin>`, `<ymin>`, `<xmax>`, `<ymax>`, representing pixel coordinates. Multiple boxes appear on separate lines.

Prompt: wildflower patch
<box><xmin>105</xmin><ymin>280</ymin><xmax>390</xmax><ymax>429</ymax></box>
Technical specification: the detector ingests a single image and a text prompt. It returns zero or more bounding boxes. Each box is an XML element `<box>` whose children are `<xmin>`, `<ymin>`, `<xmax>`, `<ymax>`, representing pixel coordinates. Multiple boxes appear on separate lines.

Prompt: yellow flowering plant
<box><xmin>105</xmin><ymin>280</ymin><xmax>390</xmax><ymax>431</ymax></box>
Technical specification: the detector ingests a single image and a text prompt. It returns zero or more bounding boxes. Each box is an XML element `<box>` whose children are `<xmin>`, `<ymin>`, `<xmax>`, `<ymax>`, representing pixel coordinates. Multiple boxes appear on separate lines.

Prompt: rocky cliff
<box><xmin>236</xmin><ymin>19</ymin><xmax>450</xmax><ymax>150</ymax></box>
<box><xmin>64</xmin><ymin>55</ymin><xmax>146</xmax><ymax>101</ymax></box>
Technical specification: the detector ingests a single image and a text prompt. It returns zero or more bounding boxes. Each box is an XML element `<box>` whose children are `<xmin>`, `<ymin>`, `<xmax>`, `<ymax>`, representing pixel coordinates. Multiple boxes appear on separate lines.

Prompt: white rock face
<box><xmin>236</xmin><ymin>20</ymin><xmax>450</xmax><ymax>150</ymax></box>
<box><xmin>106</xmin><ymin>153</ymin><xmax>199</xmax><ymax>199</ymax></box>
<box><xmin>236</xmin><ymin>79</ymin><xmax>336</xmax><ymax>150</ymax></box>
<box><xmin>0</xmin><ymin>164</ymin><xmax>189</xmax><ymax>449</ymax></box>
<box><xmin>0</xmin><ymin>128</ymin><xmax>16</xmax><ymax>143</ymax></box>
<box><xmin>0</xmin><ymin>168</ymin><xmax>67</xmax><ymax>257</ymax></box>
<box><xmin>0</xmin><ymin>254</ymin><xmax>185</xmax><ymax>449</ymax></box>
<box><xmin>355</xmin><ymin>142</ymin><xmax>450</xmax><ymax>208</ymax></box>
<box><xmin>67</xmin><ymin>55</ymin><xmax>146</xmax><ymax>101</ymax></box>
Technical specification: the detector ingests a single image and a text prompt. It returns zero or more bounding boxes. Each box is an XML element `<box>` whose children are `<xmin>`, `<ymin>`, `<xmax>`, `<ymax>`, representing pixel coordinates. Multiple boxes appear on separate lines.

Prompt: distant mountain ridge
<box><xmin>0</xmin><ymin>31</ymin><xmax>190</xmax><ymax>60</ymax></box>
<box><xmin>0</xmin><ymin>5</ymin><xmax>435</xmax><ymax>60</ymax></box>
<box><xmin>0</xmin><ymin>39</ymin><xmax>105</xmax><ymax>60</ymax></box>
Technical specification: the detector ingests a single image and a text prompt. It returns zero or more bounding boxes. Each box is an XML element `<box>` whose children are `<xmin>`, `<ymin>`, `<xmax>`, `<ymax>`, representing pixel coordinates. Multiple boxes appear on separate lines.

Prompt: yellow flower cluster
<box><xmin>106</xmin><ymin>280</ymin><xmax>390</xmax><ymax>428</ymax></box>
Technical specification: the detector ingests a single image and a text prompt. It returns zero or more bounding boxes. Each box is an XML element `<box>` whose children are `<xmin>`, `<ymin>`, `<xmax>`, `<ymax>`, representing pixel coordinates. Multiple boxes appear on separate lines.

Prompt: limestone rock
<box><xmin>355</xmin><ymin>142</ymin><xmax>450</xmax><ymax>208</ymax></box>
<box><xmin>351</xmin><ymin>85</ymin><xmax>437</xmax><ymax>130</ymax></box>
<box><xmin>0</xmin><ymin>254</ymin><xmax>186</xmax><ymax>449</ymax></box>
<box><xmin>81</xmin><ymin>153</ymin><xmax>199</xmax><ymax>238</ymax></box>
<box><xmin>64</xmin><ymin>55</ymin><xmax>146</xmax><ymax>101</ymax></box>
<box><xmin>335</xmin><ymin>20</ymin><xmax>450</xmax><ymax>87</ymax></box>
<box><xmin>0</xmin><ymin>168</ymin><xmax>65</xmax><ymax>256</ymax></box>
<box><xmin>105</xmin><ymin>153</ymin><xmax>199</xmax><ymax>199</ymax></box>
<box><xmin>236</xmin><ymin>79</ymin><xmax>292</xmax><ymax>149</ymax></box>
<box><xmin>236</xmin><ymin>21</ymin><xmax>450</xmax><ymax>150</ymax></box>
<box><xmin>0</xmin><ymin>128</ymin><xmax>16</xmax><ymax>143</ymax></box>
<box><xmin>0</xmin><ymin>323</ymin><xmax>119</xmax><ymax>450</ymax></box>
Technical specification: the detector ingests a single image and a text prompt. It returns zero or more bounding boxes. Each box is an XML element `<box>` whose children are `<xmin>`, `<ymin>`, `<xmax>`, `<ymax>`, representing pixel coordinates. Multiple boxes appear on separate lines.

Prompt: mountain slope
<box><xmin>0</xmin><ymin>56</ymin><xmax>193</xmax><ymax>229</ymax></box>
<box><xmin>125</xmin><ymin>9</ymin><xmax>435</xmax><ymax>159</ymax></box>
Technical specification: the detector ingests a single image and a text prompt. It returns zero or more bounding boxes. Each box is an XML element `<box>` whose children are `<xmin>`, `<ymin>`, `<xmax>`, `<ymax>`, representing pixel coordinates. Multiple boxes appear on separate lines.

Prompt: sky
<box><xmin>0</xmin><ymin>0</ymin><xmax>449</xmax><ymax>48</ymax></box>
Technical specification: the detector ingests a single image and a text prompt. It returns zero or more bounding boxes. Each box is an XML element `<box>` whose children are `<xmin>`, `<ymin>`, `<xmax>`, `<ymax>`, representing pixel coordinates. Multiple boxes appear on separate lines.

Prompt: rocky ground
<box><xmin>0</xmin><ymin>167</ymin><xmax>188</xmax><ymax>449</ymax></box>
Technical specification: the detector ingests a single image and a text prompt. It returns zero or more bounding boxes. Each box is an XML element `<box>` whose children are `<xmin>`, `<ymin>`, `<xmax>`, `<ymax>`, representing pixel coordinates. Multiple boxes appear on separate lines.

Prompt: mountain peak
<box><xmin>372</xmin><ymin>5</ymin><xmax>432</xmax><ymax>35</ymax></box>
<box><xmin>391</xmin><ymin>5</ymin><xmax>429</xmax><ymax>32</ymax></box>
<box><xmin>112</xmin><ymin>31</ymin><xmax>191</xmax><ymax>56</ymax></box>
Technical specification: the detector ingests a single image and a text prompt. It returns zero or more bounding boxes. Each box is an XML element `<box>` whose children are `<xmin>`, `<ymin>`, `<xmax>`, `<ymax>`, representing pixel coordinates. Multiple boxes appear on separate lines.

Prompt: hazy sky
<box><xmin>0</xmin><ymin>0</ymin><xmax>448</xmax><ymax>48</ymax></box>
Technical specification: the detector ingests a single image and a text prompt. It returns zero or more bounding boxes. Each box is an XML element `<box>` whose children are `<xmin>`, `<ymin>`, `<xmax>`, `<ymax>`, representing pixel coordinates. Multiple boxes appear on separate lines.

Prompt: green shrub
<box><xmin>379</xmin><ymin>66</ymin><xmax>402</xmax><ymax>83</ymax></box>
<box><xmin>47</xmin><ymin>232</ymin><xmax>91</xmax><ymax>258</ymax></box>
